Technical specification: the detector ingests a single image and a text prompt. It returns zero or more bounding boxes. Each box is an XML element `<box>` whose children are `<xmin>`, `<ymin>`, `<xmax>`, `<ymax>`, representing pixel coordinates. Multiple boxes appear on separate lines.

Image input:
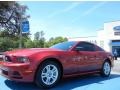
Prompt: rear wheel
<box><xmin>101</xmin><ymin>61</ymin><xmax>111</xmax><ymax>77</ymax></box>
<box><xmin>35</xmin><ymin>61</ymin><xmax>61</xmax><ymax>88</ymax></box>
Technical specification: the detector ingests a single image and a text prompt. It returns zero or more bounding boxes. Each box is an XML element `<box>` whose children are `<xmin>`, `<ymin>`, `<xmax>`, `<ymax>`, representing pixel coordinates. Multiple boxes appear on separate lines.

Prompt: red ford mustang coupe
<box><xmin>0</xmin><ymin>41</ymin><xmax>114</xmax><ymax>88</ymax></box>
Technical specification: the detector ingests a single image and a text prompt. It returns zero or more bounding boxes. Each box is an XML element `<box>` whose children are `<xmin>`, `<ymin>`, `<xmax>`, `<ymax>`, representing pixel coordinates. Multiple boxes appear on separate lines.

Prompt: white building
<box><xmin>68</xmin><ymin>21</ymin><xmax>120</xmax><ymax>57</ymax></box>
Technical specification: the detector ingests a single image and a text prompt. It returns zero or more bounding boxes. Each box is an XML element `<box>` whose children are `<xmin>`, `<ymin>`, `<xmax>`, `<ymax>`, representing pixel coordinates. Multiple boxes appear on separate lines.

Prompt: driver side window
<box><xmin>75</xmin><ymin>42</ymin><xmax>95</xmax><ymax>51</ymax></box>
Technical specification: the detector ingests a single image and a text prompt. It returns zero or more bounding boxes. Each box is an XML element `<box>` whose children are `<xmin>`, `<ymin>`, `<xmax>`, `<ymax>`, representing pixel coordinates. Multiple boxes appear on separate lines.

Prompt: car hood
<box><xmin>4</xmin><ymin>48</ymin><xmax>61</xmax><ymax>56</ymax></box>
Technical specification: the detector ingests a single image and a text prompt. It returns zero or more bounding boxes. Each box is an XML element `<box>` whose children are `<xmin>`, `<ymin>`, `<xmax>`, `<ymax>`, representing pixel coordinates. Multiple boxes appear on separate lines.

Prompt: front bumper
<box><xmin>0</xmin><ymin>62</ymin><xmax>35</xmax><ymax>82</ymax></box>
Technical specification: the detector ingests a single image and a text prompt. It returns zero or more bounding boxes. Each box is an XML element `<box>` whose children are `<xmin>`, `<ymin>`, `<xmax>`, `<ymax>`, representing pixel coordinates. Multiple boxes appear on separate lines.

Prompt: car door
<box><xmin>73</xmin><ymin>42</ymin><xmax>99</xmax><ymax>73</ymax></box>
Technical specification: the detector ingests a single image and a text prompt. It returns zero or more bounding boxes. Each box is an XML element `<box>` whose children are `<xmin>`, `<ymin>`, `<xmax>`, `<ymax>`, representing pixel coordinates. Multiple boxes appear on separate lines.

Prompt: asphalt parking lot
<box><xmin>0</xmin><ymin>60</ymin><xmax>120</xmax><ymax>90</ymax></box>
<box><xmin>112</xmin><ymin>59</ymin><xmax>120</xmax><ymax>72</ymax></box>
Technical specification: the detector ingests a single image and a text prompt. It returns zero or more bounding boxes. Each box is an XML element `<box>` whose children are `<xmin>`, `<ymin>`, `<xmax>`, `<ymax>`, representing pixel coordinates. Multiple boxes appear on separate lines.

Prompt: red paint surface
<box><xmin>0</xmin><ymin>41</ymin><xmax>114</xmax><ymax>82</ymax></box>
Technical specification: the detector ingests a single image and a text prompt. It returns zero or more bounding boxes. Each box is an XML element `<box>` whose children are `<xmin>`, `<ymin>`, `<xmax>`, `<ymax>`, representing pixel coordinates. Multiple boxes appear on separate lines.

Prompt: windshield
<box><xmin>50</xmin><ymin>41</ymin><xmax>77</xmax><ymax>50</ymax></box>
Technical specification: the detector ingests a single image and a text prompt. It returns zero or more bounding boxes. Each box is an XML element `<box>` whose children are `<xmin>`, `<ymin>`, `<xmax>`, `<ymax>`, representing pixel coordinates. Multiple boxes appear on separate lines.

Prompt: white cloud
<box><xmin>47</xmin><ymin>2</ymin><xmax>82</xmax><ymax>18</ymax></box>
<box><xmin>62</xmin><ymin>2</ymin><xmax>82</xmax><ymax>12</ymax></box>
<box><xmin>82</xmin><ymin>2</ymin><xmax>107</xmax><ymax>16</ymax></box>
<box><xmin>72</xmin><ymin>2</ymin><xmax>107</xmax><ymax>23</ymax></box>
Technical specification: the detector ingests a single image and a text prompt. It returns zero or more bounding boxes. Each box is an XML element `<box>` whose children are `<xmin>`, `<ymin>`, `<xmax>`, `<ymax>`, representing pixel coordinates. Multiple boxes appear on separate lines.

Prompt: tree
<box><xmin>0</xmin><ymin>1</ymin><xmax>29</xmax><ymax>36</ymax></box>
<box><xmin>0</xmin><ymin>37</ymin><xmax>14</xmax><ymax>51</ymax></box>
<box><xmin>34</xmin><ymin>31</ymin><xmax>45</xmax><ymax>40</ymax></box>
<box><xmin>0</xmin><ymin>2</ymin><xmax>30</xmax><ymax>50</ymax></box>
<box><xmin>34</xmin><ymin>31</ymin><xmax>45</xmax><ymax>48</ymax></box>
<box><xmin>24</xmin><ymin>39</ymin><xmax>35</xmax><ymax>48</ymax></box>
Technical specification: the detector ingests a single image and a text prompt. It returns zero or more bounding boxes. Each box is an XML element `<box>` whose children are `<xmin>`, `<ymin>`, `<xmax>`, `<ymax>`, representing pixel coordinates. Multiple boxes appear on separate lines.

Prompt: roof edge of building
<box><xmin>68</xmin><ymin>36</ymin><xmax>97</xmax><ymax>39</ymax></box>
<box><xmin>104</xmin><ymin>20</ymin><xmax>120</xmax><ymax>24</ymax></box>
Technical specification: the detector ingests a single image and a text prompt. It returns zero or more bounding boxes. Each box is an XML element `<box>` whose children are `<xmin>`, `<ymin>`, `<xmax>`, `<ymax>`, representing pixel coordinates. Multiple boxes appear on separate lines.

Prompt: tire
<box><xmin>35</xmin><ymin>61</ymin><xmax>62</xmax><ymax>88</ymax></box>
<box><xmin>100</xmin><ymin>61</ymin><xmax>111</xmax><ymax>77</ymax></box>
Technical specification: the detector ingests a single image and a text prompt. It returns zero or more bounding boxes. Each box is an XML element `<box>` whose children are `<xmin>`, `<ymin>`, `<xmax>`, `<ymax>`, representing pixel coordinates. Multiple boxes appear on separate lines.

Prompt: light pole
<box><xmin>19</xmin><ymin>19</ymin><xmax>22</xmax><ymax>49</ymax></box>
<box><xmin>19</xmin><ymin>7</ymin><xmax>23</xmax><ymax>49</ymax></box>
<box><xmin>18</xmin><ymin>7</ymin><xmax>29</xmax><ymax>49</ymax></box>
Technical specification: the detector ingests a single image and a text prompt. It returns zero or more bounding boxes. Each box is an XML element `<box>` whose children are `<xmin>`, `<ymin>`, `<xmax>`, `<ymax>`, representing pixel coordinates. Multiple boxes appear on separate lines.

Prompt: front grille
<box><xmin>12</xmin><ymin>76</ymin><xmax>23</xmax><ymax>79</ymax></box>
<box><xmin>13</xmin><ymin>71</ymin><xmax>21</xmax><ymax>76</ymax></box>
<box><xmin>2</xmin><ymin>70</ymin><xmax>8</xmax><ymax>75</ymax></box>
<box><xmin>12</xmin><ymin>71</ymin><xmax>22</xmax><ymax>79</ymax></box>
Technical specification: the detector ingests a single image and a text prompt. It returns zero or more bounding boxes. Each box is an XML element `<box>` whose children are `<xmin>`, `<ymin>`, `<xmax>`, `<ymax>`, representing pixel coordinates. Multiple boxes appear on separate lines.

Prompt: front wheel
<box><xmin>100</xmin><ymin>61</ymin><xmax>111</xmax><ymax>77</ymax></box>
<box><xmin>35</xmin><ymin>61</ymin><xmax>61</xmax><ymax>88</ymax></box>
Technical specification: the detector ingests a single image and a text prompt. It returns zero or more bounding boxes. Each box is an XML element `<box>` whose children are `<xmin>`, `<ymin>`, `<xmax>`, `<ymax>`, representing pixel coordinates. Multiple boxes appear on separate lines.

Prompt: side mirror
<box><xmin>74</xmin><ymin>46</ymin><xmax>84</xmax><ymax>51</ymax></box>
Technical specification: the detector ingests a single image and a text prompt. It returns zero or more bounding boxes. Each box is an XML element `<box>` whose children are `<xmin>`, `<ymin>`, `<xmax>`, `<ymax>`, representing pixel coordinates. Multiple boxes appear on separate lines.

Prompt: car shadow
<box><xmin>4</xmin><ymin>74</ymin><xmax>120</xmax><ymax>90</ymax></box>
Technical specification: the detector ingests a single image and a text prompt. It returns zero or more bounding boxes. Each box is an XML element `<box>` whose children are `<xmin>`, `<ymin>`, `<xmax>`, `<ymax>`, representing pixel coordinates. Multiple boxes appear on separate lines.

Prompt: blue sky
<box><xmin>21</xmin><ymin>1</ymin><xmax>120</xmax><ymax>40</ymax></box>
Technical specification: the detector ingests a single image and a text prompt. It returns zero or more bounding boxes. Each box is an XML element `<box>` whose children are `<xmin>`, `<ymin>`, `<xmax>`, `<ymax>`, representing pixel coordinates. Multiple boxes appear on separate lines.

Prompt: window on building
<box><xmin>100</xmin><ymin>40</ymin><xmax>104</xmax><ymax>48</ymax></box>
<box><xmin>94</xmin><ymin>40</ymin><xmax>97</xmax><ymax>44</ymax></box>
<box><xmin>114</xmin><ymin>32</ymin><xmax>120</xmax><ymax>35</ymax></box>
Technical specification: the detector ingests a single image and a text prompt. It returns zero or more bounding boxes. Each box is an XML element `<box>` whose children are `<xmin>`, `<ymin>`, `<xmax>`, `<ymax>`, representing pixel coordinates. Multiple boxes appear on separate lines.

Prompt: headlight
<box><xmin>2</xmin><ymin>55</ymin><xmax>11</xmax><ymax>62</ymax></box>
<box><xmin>17</xmin><ymin>57</ymin><xmax>29</xmax><ymax>63</ymax></box>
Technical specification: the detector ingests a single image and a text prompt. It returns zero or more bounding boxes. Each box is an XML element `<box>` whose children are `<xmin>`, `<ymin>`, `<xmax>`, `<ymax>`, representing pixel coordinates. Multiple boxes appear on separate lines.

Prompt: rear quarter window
<box><xmin>95</xmin><ymin>46</ymin><xmax>105</xmax><ymax>51</ymax></box>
